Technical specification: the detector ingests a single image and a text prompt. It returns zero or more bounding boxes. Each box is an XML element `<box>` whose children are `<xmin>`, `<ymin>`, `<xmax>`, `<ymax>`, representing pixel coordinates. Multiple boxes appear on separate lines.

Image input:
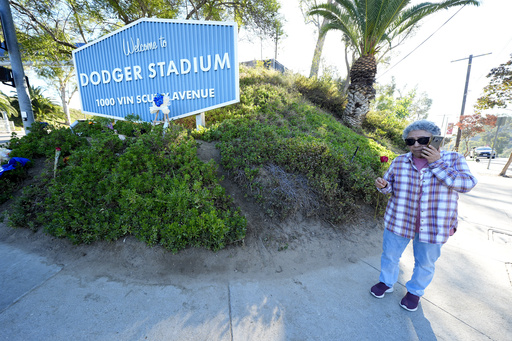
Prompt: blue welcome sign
<box><xmin>73</xmin><ymin>19</ymin><xmax>239</xmax><ymax>122</ymax></box>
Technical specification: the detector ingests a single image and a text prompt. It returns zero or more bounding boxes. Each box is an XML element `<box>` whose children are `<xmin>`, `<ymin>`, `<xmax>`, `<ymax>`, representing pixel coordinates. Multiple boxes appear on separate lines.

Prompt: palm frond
<box><xmin>310</xmin><ymin>0</ymin><xmax>480</xmax><ymax>58</ymax></box>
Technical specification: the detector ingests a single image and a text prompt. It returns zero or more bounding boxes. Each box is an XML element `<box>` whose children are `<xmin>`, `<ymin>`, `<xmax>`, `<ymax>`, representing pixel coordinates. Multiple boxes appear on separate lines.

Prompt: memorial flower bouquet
<box><xmin>150</xmin><ymin>93</ymin><xmax>170</xmax><ymax>123</ymax></box>
<box><xmin>375</xmin><ymin>155</ymin><xmax>389</xmax><ymax>218</ymax></box>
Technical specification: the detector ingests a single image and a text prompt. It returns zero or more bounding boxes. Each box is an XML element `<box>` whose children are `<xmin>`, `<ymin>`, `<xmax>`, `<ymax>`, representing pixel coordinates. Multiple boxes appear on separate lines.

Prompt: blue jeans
<box><xmin>379</xmin><ymin>229</ymin><xmax>442</xmax><ymax>297</ymax></box>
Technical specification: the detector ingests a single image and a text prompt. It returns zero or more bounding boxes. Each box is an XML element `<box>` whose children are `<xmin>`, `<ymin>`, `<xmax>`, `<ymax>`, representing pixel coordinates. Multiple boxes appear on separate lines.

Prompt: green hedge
<box><xmin>7</xmin><ymin>121</ymin><xmax>246</xmax><ymax>252</ymax></box>
<box><xmin>4</xmin><ymin>65</ymin><xmax>402</xmax><ymax>249</ymax></box>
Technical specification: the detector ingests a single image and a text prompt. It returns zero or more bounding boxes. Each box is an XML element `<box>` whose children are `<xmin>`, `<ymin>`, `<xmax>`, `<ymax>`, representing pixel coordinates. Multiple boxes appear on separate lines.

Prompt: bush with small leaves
<box><xmin>8</xmin><ymin>123</ymin><xmax>246</xmax><ymax>252</ymax></box>
<box><xmin>194</xmin><ymin>69</ymin><xmax>396</xmax><ymax>222</ymax></box>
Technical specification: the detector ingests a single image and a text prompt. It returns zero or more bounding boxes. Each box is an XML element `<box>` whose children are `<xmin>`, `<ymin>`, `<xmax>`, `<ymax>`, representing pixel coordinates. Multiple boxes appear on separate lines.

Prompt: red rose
<box><xmin>380</xmin><ymin>156</ymin><xmax>389</xmax><ymax>163</ymax></box>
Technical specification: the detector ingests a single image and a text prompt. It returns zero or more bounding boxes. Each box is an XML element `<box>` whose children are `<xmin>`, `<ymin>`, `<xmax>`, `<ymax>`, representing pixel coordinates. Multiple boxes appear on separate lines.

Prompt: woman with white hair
<box><xmin>371</xmin><ymin>120</ymin><xmax>477</xmax><ymax>311</ymax></box>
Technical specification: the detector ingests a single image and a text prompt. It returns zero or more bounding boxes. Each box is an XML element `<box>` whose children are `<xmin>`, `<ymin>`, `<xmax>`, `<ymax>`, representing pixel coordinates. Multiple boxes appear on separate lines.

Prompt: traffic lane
<box><xmin>459</xmin><ymin>161</ymin><xmax>512</xmax><ymax>235</ymax></box>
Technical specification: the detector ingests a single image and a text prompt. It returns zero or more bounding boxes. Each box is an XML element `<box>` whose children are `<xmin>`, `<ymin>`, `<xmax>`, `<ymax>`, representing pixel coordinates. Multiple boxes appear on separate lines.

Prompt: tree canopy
<box><xmin>474</xmin><ymin>54</ymin><xmax>512</xmax><ymax>174</ymax></box>
<box><xmin>475</xmin><ymin>54</ymin><xmax>512</xmax><ymax>112</ymax></box>
<box><xmin>3</xmin><ymin>0</ymin><xmax>283</xmax><ymax>125</ymax></box>
<box><xmin>309</xmin><ymin>0</ymin><xmax>480</xmax><ymax>60</ymax></box>
<box><xmin>373</xmin><ymin>79</ymin><xmax>432</xmax><ymax>120</ymax></box>
<box><xmin>478</xmin><ymin>120</ymin><xmax>511</xmax><ymax>155</ymax></box>
<box><xmin>308</xmin><ymin>0</ymin><xmax>480</xmax><ymax>128</ymax></box>
<box><xmin>456</xmin><ymin>113</ymin><xmax>497</xmax><ymax>156</ymax></box>
<box><xmin>7</xmin><ymin>0</ymin><xmax>283</xmax><ymax>58</ymax></box>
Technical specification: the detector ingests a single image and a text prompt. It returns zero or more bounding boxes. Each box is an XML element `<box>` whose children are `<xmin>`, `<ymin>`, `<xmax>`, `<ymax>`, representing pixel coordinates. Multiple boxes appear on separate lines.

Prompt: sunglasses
<box><xmin>405</xmin><ymin>137</ymin><xmax>431</xmax><ymax>146</ymax></box>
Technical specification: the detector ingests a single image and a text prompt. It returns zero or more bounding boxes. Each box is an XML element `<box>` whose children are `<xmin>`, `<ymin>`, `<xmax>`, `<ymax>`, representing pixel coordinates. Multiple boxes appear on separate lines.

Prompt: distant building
<box><xmin>241</xmin><ymin>59</ymin><xmax>287</xmax><ymax>73</ymax></box>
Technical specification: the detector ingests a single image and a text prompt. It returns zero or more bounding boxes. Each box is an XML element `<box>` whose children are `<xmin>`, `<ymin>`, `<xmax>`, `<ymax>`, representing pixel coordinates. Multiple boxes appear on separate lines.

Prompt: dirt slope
<box><xmin>0</xmin><ymin>142</ymin><xmax>384</xmax><ymax>284</ymax></box>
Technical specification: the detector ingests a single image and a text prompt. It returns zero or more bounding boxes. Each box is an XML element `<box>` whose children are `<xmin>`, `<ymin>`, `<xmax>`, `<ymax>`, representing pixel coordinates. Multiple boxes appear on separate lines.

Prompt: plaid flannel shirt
<box><xmin>379</xmin><ymin>151</ymin><xmax>477</xmax><ymax>244</ymax></box>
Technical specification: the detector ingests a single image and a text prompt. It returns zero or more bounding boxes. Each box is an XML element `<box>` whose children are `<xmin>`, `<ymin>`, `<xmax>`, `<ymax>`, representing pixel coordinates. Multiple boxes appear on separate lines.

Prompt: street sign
<box><xmin>73</xmin><ymin>19</ymin><xmax>239</xmax><ymax>122</ymax></box>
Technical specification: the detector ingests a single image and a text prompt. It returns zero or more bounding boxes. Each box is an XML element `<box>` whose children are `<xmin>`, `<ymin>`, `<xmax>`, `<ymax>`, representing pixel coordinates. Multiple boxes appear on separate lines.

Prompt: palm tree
<box><xmin>0</xmin><ymin>91</ymin><xmax>21</xmax><ymax>129</ymax></box>
<box><xmin>29</xmin><ymin>87</ymin><xmax>66</xmax><ymax>124</ymax></box>
<box><xmin>0</xmin><ymin>91</ymin><xmax>19</xmax><ymax>120</ymax></box>
<box><xmin>309</xmin><ymin>0</ymin><xmax>480</xmax><ymax>128</ymax></box>
<box><xmin>10</xmin><ymin>87</ymin><xmax>65</xmax><ymax>124</ymax></box>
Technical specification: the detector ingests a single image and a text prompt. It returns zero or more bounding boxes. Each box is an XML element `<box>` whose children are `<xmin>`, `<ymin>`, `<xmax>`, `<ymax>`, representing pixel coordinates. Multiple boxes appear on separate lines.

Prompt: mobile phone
<box><xmin>428</xmin><ymin>135</ymin><xmax>444</xmax><ymax>149</ymax></box>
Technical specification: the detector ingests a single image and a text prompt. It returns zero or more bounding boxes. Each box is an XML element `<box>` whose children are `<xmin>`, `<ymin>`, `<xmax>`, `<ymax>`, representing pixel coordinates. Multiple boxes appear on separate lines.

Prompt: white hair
<box><xmin>402</xmin><ymin>120</ymin><xmax>441</xmax><ymax>140</ymax></box>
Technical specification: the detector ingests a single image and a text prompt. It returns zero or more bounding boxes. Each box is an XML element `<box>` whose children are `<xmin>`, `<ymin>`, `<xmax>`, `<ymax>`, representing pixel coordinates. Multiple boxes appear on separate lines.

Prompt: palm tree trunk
<box><xmin>343</xmin><ymin>54</ymin><xmax>377</xmax><ymax>128</ymax></box>
<box><xmin>343</xmin><ymin>85</ymin><xmax>372</xmax><ymax>127</ymax></box>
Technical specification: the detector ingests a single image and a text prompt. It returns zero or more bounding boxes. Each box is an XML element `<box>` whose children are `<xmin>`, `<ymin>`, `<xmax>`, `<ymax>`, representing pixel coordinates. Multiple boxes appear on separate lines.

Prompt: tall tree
<box><xmin>300</xmin><ymin>0</ymin><xmax>333</xmax><ymax>78</ymax></box>
<box><xmin>308</xmin><ymin>0</ymin><xmax>480</xmax><ymax>128</ymax></box>
<box><xmin>456</xmin><ymin>114</ymin><xmax>496</xmax><ymax>157</ymax></box>
<box><xmin>259</xmin><ymin>10</ymin><xmax>285</xmax><ymax>66</ymax></box>
<box><xmin>37</xmin><ymin>63</ymin><xmax>77</xmax><ymax>125</ymax></box>
<box><xmin>8</xmin><ymin>0</ymin><xmax>105</xmax><ymax>124</ymax></box>
<box><xmin>7</xmin><ymin>0</ymin><xmax>283</xmax><ymax>125</ymax></box>
<box><xmin>373</xmin><ymin>79</ymin><xmax>432</xmax><ymax>120</ymax></box>
<box><xmin>475</xmin><ymin>54</ymin><xmax>512</xmax><ymax>175</ymax></box>
<box><xmin>475</xmin><ymin>54</ymin><xmax>511</xmax><ymax>112</ymax></box>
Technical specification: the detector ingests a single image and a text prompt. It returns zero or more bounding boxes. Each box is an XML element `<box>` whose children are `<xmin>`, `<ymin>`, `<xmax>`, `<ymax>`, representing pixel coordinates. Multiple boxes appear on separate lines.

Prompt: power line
<box><xmin>378</xmin><ymin>5</ymin><xmax>467</xmax><ymax>79</ymax></box>
<box><xmin>471</xmin><ymin>36</ymin><xmax>512</xmax><ymax>84</ymax></box>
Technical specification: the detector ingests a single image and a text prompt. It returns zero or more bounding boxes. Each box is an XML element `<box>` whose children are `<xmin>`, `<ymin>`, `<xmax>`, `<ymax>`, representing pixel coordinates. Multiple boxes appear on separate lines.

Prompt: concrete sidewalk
<box><xmin>0</xmin><ymin>159</ymin><xmax>511</xmax><ymax>340</ymax></box>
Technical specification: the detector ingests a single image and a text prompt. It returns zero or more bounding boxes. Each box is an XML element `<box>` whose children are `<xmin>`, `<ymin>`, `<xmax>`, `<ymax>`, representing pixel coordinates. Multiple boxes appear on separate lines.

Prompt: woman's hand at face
<box><xmin>422</xmin><ymin>145</ymin><xmax>441</xmax><ymax>163</ymax></box>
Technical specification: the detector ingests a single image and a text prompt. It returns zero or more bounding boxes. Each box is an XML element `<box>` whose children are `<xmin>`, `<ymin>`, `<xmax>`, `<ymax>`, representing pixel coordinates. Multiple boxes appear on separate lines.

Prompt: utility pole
<box><xmin>452</xmin><ymin>53</ymin><xmax>492</xmax><ymax>152</ymax></box>
<box><xmin>0</xmin><ymin>0</ymin><xmax>34</xmax><ymax>132</ymax></box>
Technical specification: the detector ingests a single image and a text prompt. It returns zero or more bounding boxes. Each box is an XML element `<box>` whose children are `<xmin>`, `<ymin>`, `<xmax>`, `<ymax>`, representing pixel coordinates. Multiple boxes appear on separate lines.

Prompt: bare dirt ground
<box><xmin>0</xmin><ymin>142</ymin><xmax>384</xmax><ymax>284</ymax></box>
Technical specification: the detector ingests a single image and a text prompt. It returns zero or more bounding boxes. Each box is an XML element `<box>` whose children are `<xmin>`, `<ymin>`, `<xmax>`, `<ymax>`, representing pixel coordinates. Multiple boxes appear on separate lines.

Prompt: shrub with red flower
<box><xmin>375</xmin><ymin>155</ymin><xmax>390</xmax><ymax>217</ymax></box>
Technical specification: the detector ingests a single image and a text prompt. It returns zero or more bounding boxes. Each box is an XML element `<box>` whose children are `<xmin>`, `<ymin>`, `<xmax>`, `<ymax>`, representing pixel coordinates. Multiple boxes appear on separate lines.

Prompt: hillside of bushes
<box><xmin>0</xmin><ymin>66</ymin><xmax>408</xmax><ymax>253</ymax></box>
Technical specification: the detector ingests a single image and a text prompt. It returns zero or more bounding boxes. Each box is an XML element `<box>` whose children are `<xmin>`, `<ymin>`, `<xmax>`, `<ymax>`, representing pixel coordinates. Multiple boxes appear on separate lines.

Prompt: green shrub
<box><xmin>114</xmin><ymin>115</ymin><xmax>152</xmax><ymax>136</ymax></box>
<box><xmin>239</xmin><ymin>64</ymin><xmax>293</xmax><ymax>89</ymax></box>
<box><xmin>363</xmin><ymin>110</ymin><xmax>409</xmax><ymax>153</ymax></box>
<box><xmin>294</xmin><ymin>74</ymin><xmax>347</xmax><ymax>118</ymax></box>
<box><xmin>0</xmin><ymin>161</ymin><xmax>31</xmax><ymax>204</ymax></box>
<box><xmin>5</xmin><ymin>65</ymin><xmax>402</xmax><ymax>250</ymax></box>
<box><xmin>196</xmin><ymin>77</ymin><xmax>395</xmax><ymax>222</ymax></box>
<box><xmin>8</xmin><ymin>124</ymin><xmax>246</xmax><ymax>252</ymax></box>
<box><xmin>70</xmin><ymin>119</ymin><xmax>105</xmax><ymax>137</ymax></box>
<box><xmin>8</xmin><ymin>122</ymin><xmax>87</xmax><ymax>159</ymax></box>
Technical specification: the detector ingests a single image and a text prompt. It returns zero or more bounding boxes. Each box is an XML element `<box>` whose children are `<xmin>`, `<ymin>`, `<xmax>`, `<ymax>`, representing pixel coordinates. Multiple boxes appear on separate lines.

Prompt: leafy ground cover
<box><xmin>2</xmin><ymin>66</ymin><xmax>401</xmax><ymax>252</ymax></box>
<box><xmin>0</xmin><ymin>163</ymin><xmax>30</xmax><ymax>204</ymax></box>
<box><xmin>194</xmin><ymin>66</ymin><xmax>397</xmax><ymax>222</ymax></box>
<box><xmin>4</xmin><ymin>120</ymin><xmax>246</xmax><ymax>252</ymax></box>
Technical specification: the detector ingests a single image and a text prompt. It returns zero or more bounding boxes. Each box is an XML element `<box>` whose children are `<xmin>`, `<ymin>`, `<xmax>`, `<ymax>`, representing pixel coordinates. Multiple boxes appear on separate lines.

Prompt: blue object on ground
<box><xmin>0</xmin><ymin>157</ymin><xmax>31</xmax><ymax>178</ymax></box>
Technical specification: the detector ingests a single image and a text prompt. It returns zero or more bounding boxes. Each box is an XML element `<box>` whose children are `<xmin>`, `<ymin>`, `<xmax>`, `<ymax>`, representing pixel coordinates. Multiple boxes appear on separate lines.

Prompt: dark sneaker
<box><xmin>400</xmin><ymin>292</ymin><xmax>420</xmax><ymax>312</ymax></box>
<box><xmin>370</xmin><ymin>282</ymin><xmax>393</xmax><ymax>298</ymax></box>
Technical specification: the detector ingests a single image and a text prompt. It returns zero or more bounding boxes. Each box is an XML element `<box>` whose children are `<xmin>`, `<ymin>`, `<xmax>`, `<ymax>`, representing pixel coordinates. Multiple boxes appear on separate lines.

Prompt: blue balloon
<box><xmin>153</xmin><ymin>93</ymin><xmax>164</xmax><ymax>107</ymax></box>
